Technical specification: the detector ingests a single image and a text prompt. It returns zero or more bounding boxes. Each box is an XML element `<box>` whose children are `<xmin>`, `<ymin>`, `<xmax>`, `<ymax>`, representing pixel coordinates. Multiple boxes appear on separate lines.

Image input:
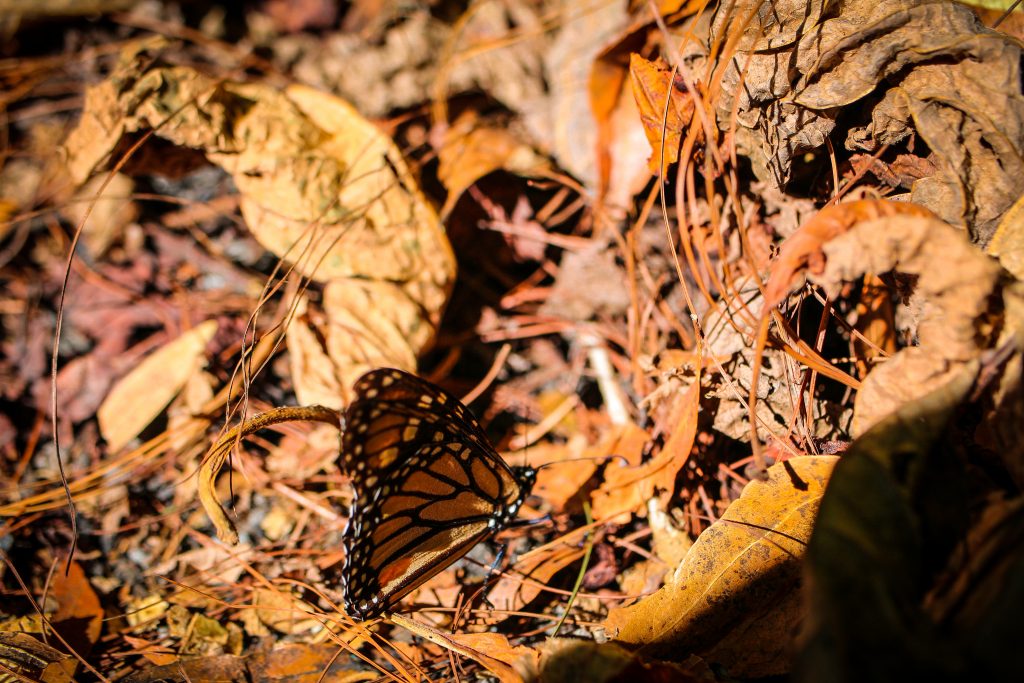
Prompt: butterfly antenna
<box><xmin>517</xmin><ymin>402</ymin><xmax>530</xmax><ymax>470</ymax></box>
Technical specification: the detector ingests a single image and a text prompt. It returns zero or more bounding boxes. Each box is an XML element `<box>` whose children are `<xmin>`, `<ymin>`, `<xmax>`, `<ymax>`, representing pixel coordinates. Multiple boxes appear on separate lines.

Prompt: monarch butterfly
<box><xmin>340</xmin><ymin>368</ymin><xmax>536</xmax><ymax>619</ymax></box>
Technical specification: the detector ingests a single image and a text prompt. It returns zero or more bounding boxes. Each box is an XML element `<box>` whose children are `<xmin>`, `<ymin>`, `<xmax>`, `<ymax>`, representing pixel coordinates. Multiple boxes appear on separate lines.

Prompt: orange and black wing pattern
<box><xmin>340</xmin><ymin>368</ymin><xmax>534</xmax><ymax>619</ymax></box>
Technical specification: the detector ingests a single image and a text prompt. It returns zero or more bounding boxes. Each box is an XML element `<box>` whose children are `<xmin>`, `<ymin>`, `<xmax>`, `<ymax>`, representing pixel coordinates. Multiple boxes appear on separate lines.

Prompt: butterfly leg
<box><xmin>508</xmin><ymin>513</ymin><xmax>551</xmax><ymax>528</ymax></box>
<box><xmin>476</xmin><ymin>543</ymin><xmax>508</xmax><ymax>612</ymax></box>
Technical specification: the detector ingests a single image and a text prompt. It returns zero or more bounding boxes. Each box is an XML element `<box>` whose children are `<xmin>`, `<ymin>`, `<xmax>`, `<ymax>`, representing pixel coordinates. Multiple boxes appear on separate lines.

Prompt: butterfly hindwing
<box><xmin>340</xmin><ymin>368</ymin><xmax>532</xmax><ymax>619</ymax></box>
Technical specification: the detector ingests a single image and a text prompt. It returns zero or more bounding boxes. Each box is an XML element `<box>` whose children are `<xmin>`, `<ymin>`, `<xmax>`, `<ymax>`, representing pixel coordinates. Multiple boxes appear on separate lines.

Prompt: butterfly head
<box><xmin>513</xmin><ymin>465</ymin><xmax>537</xmax><ymax>498</ymax></box>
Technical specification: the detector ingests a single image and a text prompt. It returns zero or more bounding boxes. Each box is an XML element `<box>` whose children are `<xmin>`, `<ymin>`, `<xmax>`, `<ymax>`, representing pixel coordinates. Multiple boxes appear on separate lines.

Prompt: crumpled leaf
<box><xmin>804</xmin><ymin>211</ymin><xmax>1005</xmax><ymax>436</ymax></box>
<box><xmin>604</xmin><ymin>456</ymin><xmax>838</xmax><ymax>678</ymax></box>
<box><xmin>771</xmin><ymin>202</ymin><xmax>1024</xmax><ymax>485</ymax></box>
<box><xmin>764</xmin><ymin>199</ymin><xmax>935</xmax><ymax>308</ymax></box>
<box><xmin>710</xmin><ymin>0</ymin><xmax>1024</xmax><ymax>242</ymax></box>
<box><xmin>64</xmin><ymin>40</ymin><xmax>455</xmax><ymax>404</ymax></box>
<box><xmin>700</xmin><ymin>285</ymin><xmax>853</xmax><ymax>443</ymax></box>
<box><xmin>285</xmin><ymin>277</ymin><xmax>425</xmax><ymax>409</ymax></box>
<box><xmin>765</xmin><ymin>190</ymin><xmax>1024</xmax><ymax>490</ymax></box>
<box><xmin>97</xmin><ymin>319</ymin><xmax>218</xmax><ymax>452</ymax></box>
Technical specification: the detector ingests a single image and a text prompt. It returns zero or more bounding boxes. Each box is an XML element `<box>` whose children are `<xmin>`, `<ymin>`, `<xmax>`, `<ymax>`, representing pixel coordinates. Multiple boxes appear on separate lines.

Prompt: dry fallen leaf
<box><xmin>60</xmin><ymin>172</ymin><xmax>137</xmax><ymax>257</ymax></box>
<box><xmin>525</xmin><ymin>0</ymin><xmax>645</xmax><ymax>212</ymax></box>
<box><xmin>97</xmin><ymin>319</ymin><xmax>218</xmax><ymax>452</ymax></box>
<box><xmin>390</xmin><ymin>614</ymin><xmax>533</xmax><ymax>683</ymax></box>
<box><xmin>252</xmin><ymin>588</ymin><xmax>321</xmax><ymax>636</ymax></box>
<box><xmin>988</xmin><ymin>191</ymin><xmax>1024</xmax><ymax>281</ymax></box>
<box><xmin>487</xmin><ymin>527</ymin><xmax>590</xmax><ymax>615</ymax></box>
<box><xmin>436</xmin><ymin>110</ymin><xmax>547</xmax><ymax>217</ymax></box>
<box><xmin>763</xmin><ymin>199</ymin><xmax>935</xmax><ymax>308</ymax></box>
<box><xmin>524</xmin><ymin>436</ymin><xmax>598</xmax><ymax>512</ymax></box>
<box><xmin>64</xmin><ymin>41</ymin><xmax>456</xmax><ymax>402</ymax></box>
<box><xmin>591</xmin><ymin>390</ymin><xmax>694</xmax><ymax>521</ymax></box>
<box><xmin>0</xmin><ymin>632</ymin><xmax>75</xmax><ymax>683</ymax></box>
<box><xmin>605</xmin><ymin>455</ymin><xmax>838</xmax><ymax>678</ymax></box>
<box><xmin>802</xmin><ymin>212</ymin><xmax>1007</xmax><ymax>436</ymax></box>
<box><xmin>49</xmin><ymin>560</ymin><xmax>103</xmax><ymax>660</ymax></box>
<box><xmin>711</xmin><ymin>0</ymin><xmax>1024</xmax><ymax>242</ymax></box>
<box><xmin>629</xmin><ymin>53</ymin><xmax>700</xmax><ymax>175</ymax></box>
<box><xmin>445</xmin><ymin>631</ymin><xmax>540</xmax><ymax>683</ymax></box>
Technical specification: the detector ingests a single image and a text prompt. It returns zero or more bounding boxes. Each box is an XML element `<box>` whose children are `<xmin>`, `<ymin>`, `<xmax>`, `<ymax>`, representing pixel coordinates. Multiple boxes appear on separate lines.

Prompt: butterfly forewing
<box><xmin>340</xmin><ymin>368</ymin><xmax>532</xmax><ymax>619</ymax></box>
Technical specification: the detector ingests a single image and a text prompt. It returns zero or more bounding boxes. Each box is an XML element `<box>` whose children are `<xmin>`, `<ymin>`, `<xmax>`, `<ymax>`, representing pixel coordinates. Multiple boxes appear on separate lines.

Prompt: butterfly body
<box><xmin>340</xmin><ymin>368</ymin><xmax>534</xmax><ymax>620</ymax></box>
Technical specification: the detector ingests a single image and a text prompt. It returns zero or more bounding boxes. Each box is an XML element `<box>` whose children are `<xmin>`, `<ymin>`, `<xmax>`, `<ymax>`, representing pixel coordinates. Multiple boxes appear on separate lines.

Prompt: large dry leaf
<box><xmin>64</xmin><ymin>40</ymin><xmax>456</xmax><ymax>400</ymax></box>
<box><xmin>98</xmin><ymin>319</ymin><xmax>217</xmax><ymax>452</ymax></box>
<box><xmin>286</xmin><ymin>276</ymin><xmax>425</xmax><ymax>408</ymax></box>
<box><xmin>763</xmin><ymin>199</ymin><xmax>935</xmax><ymax>308</ymax></box>
<box><xmin>711</xmin><ymin>0</ymin><xmax>1024</xmax><ymax>242</ymax></box>
<box><xmin>764</xmin><ymin>198</ymin><xmax>1024</xmax><ymax>486</ymax></box>
<box><xmin>783</xmin><ymin>206</ymin><xmax>1024</xmax><ymax>486</ymax></box>
<box><xmin>808</xmin><ymin>213</ymin><xmax>1006</xmax><ymax>435</ymax></box>
<box><xmin>604</xmin><ymin>455</ymin><xmax>838</xmax><ymax>678</ymax></box>
<box><xmin>284</xmin><ymin>295</ymin><xmax>345</xmax><ymax>410</ymax></box>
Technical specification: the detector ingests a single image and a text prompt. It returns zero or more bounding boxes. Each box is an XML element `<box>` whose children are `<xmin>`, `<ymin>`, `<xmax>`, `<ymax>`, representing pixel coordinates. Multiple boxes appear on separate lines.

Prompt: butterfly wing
<box><xmin>340</xmin><ymin>368</ymin><xmax>529</xmax><ymax>619</ymax></box>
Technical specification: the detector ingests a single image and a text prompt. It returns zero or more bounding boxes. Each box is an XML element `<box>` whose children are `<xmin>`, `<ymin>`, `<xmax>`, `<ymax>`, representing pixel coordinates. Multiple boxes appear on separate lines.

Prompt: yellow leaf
<box><xmin>604</xmin><ymin>455</ymin><xmax>838</xmax><ymax>678</ymax></box>
<box><xmin>98</xmin><ymin>320</ymin><xmax>217</xmax><ymax>452</ymax></box>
